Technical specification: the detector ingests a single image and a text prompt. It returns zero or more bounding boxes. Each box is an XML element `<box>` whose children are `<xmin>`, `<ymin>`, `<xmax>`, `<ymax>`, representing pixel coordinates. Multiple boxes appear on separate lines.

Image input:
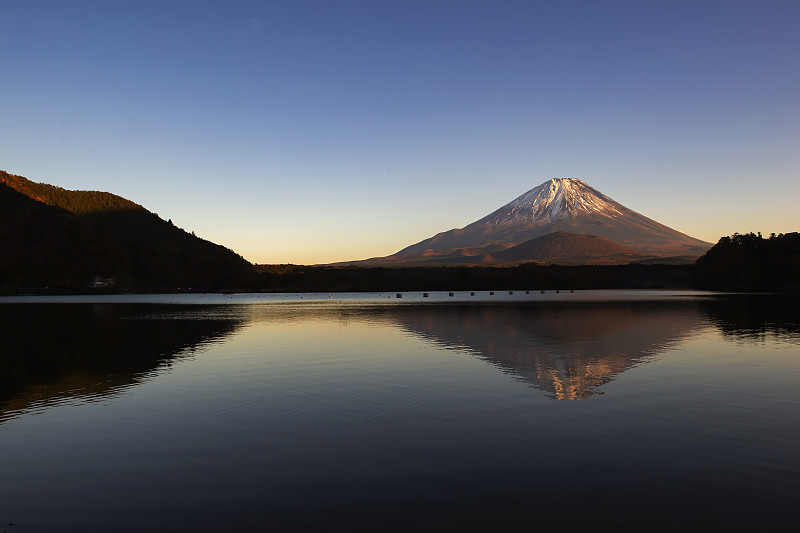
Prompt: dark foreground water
<box><xmin>1</xmin><ymin>291</ymin><xmax>799</xmax><ymax>531</ymax></box>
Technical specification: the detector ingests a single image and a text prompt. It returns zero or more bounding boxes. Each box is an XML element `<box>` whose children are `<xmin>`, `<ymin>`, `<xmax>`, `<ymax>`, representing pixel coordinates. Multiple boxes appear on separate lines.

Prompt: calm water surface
<box><xmin>1</xmin><ymin>291</ymin><xmax>799</xmax><ymax>531</ymax></box>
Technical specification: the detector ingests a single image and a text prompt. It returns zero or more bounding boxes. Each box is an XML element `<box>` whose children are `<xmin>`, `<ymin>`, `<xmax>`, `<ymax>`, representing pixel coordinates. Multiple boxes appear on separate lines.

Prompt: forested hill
<box><xmin>696</xmin><ymin>232</ymin><xmax>800</xmax><ymax>291</ymax></box>
<box><xmin>0</xmin><ymin>170</ymin><xmax>143</xmax><ymax>214</ymax></box>
<box><xmin>1</xmin><ymin>170</ymin><xmax>255</xmax><ymax>291</ymax></box>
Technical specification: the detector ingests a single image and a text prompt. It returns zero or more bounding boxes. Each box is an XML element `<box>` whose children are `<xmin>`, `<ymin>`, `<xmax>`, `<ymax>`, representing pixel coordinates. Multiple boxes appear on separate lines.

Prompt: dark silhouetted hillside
<box><xmin>695</xmin><ymin>232</ymin><xmax>800</xmax><ymax>291</ymax></box>
<box><xmin>0</xmin><ymin>183</ymin><xmax>131</xmax><ymax>287</ymax></box>
<box><xmin>0</xmin><ymin>171</ymin><xmax>255</xmax><ymax>290</ymax></box>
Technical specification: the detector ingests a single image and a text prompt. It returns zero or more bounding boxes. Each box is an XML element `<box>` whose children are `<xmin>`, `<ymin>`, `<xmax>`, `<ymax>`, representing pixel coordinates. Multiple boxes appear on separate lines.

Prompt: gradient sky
<box><xmin>2</xmin><ymin>0</ymin><xmax>798</xmax><ymax>264</ymax></box>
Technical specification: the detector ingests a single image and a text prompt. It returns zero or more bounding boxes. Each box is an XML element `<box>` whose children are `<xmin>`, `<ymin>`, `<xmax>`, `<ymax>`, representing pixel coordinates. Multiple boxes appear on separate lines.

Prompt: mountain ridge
<box><xmin>0</xmin><ymin>170</ymin><xmax>254</xmax><ymax>289</ymax></box>
<box><xmin>386</xmin><ymin>178</ymin><xmax>711</xmax><ymax>264</ymax></box>
<box><xmin>1</xmin><ymin>170</ymin><xmax>143</xmax><ymax>214</ymax></box>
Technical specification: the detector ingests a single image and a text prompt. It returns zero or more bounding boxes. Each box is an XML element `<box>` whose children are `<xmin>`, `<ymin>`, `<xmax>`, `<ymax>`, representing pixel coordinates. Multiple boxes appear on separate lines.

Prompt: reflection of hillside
<box><xmin>386</xmin><ymin>303</ymin><xmax>705</xmax><ymax>399</ymax></box>
<box><xmin>0</xmin><ymin>304</ymin><xmax>242</xmax><ymax>423</ymax></box>
<box><xmin>701</xmin><ymin>295</ymin><xmax>800</xmax><ymax>343</ymax></box>
<box><xmin>5</xmin><ymin>296</ymin><xmax>794</xmax><ymax>416</ymax></box>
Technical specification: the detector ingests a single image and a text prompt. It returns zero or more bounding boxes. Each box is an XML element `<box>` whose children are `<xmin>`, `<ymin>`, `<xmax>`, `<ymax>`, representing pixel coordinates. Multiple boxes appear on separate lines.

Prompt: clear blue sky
<box><xmin>2</xmin><ymin>0</ymin><xmax>798</xmax><ymax>264</ymax></box>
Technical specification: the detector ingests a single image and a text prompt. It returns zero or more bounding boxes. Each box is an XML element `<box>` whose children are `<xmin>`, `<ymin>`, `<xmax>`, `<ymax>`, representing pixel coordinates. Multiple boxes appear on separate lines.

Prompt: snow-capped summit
<box><xmin>392</xmin><ymin>177</ymin><xmax>712</xmax><ymax>259</ymax></box>
<box><xmin>478</xmin><ymin>178</ymin><xmax>623</xmax><ymax>226</ymax></box>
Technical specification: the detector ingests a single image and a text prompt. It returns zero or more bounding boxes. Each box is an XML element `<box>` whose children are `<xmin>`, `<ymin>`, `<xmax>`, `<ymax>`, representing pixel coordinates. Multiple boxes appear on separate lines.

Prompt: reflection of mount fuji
<box><xmin>388</xmin><ymin>302</ymin><xmax>705</xmax><ymax>400</ymax></box>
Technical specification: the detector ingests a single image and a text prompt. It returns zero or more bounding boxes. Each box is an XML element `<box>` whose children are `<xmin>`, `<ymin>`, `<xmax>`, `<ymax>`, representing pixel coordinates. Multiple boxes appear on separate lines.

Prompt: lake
<box><xmin>1</xmin><ymin>291</ymin><xmax>799</xmax><ymax>531</ymax></box>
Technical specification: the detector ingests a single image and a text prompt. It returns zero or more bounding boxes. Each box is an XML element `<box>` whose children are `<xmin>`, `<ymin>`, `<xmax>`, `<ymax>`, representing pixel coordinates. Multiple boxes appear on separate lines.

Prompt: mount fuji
<box><xmin>357</xmin><ymin>178</ymin><xmax>712</xmax><ymax>265</ymax></box>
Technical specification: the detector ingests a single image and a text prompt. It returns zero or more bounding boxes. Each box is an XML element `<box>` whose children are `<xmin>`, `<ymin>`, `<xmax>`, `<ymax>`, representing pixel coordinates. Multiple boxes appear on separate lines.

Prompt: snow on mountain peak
<box><xmin>478</xmin><ymin>178</ymin><xmax>624</xmax><ymax>226</ymax></box>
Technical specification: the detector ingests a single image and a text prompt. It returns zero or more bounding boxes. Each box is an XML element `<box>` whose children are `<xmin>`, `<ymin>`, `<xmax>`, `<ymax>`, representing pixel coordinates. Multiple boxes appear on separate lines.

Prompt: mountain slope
<box><xmin>0</xmin><ymin>171</ymin><xmax>254</xmax><ymax>289</ymax></box>
<box><xmin>395</xmin><ymin>178</ymin><xmax>711</xmax><ymax>259</ymax></box>
<box><xmin>493</xmin><ymin>232</ymin><xmax>644</xmax><ymax>264</ymax></box>
<box><xmin>0</xmin><ymin>182</ymin><xmax>130</xmax><ymax>287</ymax></box>
<box><xmin>1</xmin><ymin>170</ymin><xmax>143</xmax><ymax>213</ymax></box>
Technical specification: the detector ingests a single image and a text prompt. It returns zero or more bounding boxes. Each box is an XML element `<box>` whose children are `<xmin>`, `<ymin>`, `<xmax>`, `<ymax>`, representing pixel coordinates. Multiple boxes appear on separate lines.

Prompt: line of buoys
<box><xmin>382</xmin><ymin>290</ymin><xmax>576</xmax><ymax>300</ymax></box>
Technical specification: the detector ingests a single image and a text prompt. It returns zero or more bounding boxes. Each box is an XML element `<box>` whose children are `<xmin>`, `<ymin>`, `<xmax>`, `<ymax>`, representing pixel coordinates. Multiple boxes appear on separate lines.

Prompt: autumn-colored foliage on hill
<box><xmin>0</xmin><ymin>170</ymin><xmax>142</xmax><ymax>214</ymax></box>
